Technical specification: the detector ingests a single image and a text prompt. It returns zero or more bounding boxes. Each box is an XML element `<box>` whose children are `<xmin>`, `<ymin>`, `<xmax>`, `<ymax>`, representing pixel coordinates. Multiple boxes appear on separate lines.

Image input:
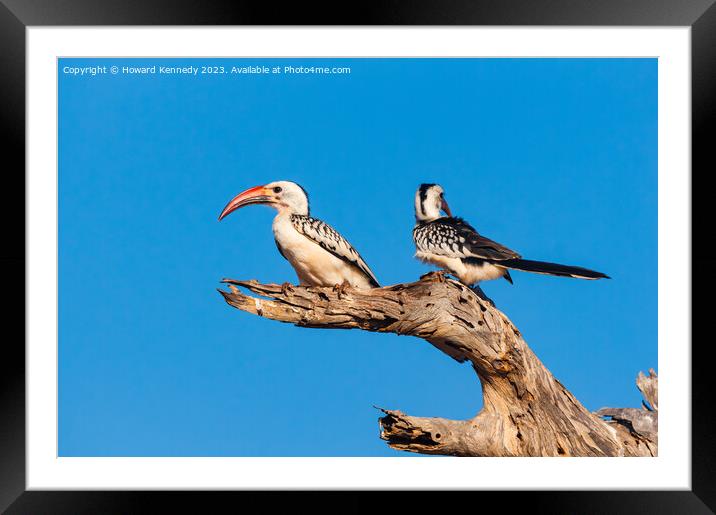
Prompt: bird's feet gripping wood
<box><xmin>419</xmin><ymin>270</ymin><xmax>449</xmax><ymax>283</ymax></box>
<box><xmin>333</xmin><ymin>280</ymin><xmax>352</xmax><ymax>299</ymax></box>
<box><xmin>281</xmin><ymin>282</ymin><xmax>295</xmax><ymax>296</ymax></box>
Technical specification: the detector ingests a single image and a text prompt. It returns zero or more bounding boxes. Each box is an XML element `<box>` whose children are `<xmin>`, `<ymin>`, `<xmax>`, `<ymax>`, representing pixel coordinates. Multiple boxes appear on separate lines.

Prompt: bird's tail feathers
<box><xmin>498</xmin><ymin>258</ymin><xmax>610</xmax><ymax>280</ymax></box>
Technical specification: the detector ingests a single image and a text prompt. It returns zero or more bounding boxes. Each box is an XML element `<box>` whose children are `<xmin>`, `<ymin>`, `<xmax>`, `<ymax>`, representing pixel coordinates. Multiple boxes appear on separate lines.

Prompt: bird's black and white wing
<box><xmin>413</xmin><ymin>217</ymin><xmax>521</xmax><ymax>261</ymax></box>
<box><xmin>291</xmin><ymin>214</ymin><xmax>380</xmax><ymax>287</ymax></box>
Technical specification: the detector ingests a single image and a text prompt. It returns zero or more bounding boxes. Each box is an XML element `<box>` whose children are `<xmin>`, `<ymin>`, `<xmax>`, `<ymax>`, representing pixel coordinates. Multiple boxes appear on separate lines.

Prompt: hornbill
<box><xmin>219</xmin><ymin>181</ymin><xmax>379</xmax><ymax>290</ymax></box>
<box><xmin>412</xmin><ymin>184</ymin><xmax>609</xmax><ymax>294</ymax></box>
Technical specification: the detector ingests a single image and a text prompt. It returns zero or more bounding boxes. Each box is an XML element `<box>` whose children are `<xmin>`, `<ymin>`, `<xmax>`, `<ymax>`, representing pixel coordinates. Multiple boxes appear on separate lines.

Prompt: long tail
<box><xmin>498</xmin><ymin>258</ymin><xmax>610</xmax><ymax>280</ymax></box>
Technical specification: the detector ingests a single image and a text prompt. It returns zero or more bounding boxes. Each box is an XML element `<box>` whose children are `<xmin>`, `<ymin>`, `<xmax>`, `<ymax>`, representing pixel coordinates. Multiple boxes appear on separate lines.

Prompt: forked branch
<box><xmin>218</xmin><ymin>274</ymin><xmax>656</xmax><ymax>457</ymax></box>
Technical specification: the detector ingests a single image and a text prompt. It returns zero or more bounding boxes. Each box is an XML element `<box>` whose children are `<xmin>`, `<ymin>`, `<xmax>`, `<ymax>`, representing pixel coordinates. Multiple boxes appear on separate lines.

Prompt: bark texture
<box><xmin>218</xmin><ymin>273</ymin><xmax>657</xmax><ymax>457</ymax></box>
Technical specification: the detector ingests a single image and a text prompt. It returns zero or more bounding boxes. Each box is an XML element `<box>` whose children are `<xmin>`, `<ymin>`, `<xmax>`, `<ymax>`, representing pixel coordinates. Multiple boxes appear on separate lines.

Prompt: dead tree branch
<box><xmin>218</xmin><ymin>273</ymin><xmax>657</xmax><ymax>457</ymax></box>
<box><xmin>596</xmin><ymin>368</ymin><xmax>658</xmax><ymax>448</ymax></box>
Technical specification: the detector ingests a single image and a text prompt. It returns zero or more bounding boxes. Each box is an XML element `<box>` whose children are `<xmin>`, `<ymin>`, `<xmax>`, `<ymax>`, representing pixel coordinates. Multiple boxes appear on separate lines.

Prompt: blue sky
<box><xmin>58</xmin><ymin>58</ymin><xmax>657</xmax><ymax>456</ymax></box>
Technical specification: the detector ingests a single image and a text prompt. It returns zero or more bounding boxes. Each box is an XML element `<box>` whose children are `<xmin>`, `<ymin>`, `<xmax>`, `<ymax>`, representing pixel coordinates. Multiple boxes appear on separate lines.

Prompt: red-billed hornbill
<box><xmin>413</xmin><ymin>184</ymin><xmax>609</xmax><ymax>293</ymax></box>
<box><xmin>219</xmin><ymin>181</ymin><xmax>379</xmax><ymax>290</ymax></box>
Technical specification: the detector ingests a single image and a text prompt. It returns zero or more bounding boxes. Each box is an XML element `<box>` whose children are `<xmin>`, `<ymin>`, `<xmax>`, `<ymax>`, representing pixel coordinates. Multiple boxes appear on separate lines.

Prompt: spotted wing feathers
<box><xmin>291</xmin><ymin>215</ymin><xmax>380</xmax><ymax>287</ymax></box>
<box><xmin>413</xmin><ymin>217</ymin><xmax>521</xmax><ymax>261</ymax></box>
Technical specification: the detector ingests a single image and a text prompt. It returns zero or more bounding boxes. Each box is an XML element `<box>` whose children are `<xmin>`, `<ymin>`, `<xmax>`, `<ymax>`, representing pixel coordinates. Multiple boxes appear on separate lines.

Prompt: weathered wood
<box><xmin>596</xmin><ymin>368</ymin><xmax>658</xmax><ymax>451</ymax></box>
<box><xmin>637</xmin><ymin>368</ymin><xmax>659</xmax><ymax>411</ymax></box>
<box><xmin>218</xmin><ymin>273</ymin><xmax>657</xmax><ymax>457</ymax></box>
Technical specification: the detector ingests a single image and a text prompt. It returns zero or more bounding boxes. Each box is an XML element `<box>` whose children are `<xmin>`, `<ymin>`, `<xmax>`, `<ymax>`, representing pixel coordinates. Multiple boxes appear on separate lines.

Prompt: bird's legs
<box><xmin>418</xmin><ymin>271</ymin><xmax>496</xmax><ymax>307</ymax></box>
<box><xmin>419</xmin><ymin>270</ymin><xmax>449</xmax><ymax>283</ymax></box>
<box><xmin>281</xmin><ymin>282</ymin><xmax>295</xmax><ymax>296</ymax></box>
<box><xmin>470</xmin><ymin>284</ymin><xmax>496</xmax><ymax>308</ymax></box>
<box><xmin>333</xmin><ymin>280</ymin><xmax>352</xmax><ymax>299</ymax></box>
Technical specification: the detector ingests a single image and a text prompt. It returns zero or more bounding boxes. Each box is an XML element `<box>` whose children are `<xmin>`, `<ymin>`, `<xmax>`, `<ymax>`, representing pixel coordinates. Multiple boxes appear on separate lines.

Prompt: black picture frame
<box><xmin>1</xmin><ymin>1</ymin><xmax>712</xmax><ymax>513</ymax></box>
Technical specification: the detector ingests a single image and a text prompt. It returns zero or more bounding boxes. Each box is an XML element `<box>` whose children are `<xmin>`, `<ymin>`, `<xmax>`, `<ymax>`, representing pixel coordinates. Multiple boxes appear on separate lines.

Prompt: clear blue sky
<box><xmin>58</xmin><ymin>58</ymin><xmax>657</xmax><ymax>456</ymax></box>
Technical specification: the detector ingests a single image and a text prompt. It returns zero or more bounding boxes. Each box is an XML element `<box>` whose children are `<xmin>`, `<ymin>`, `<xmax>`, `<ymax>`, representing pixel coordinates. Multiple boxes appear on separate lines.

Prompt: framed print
<box><xmin>1</xmin><ymin>0</ymin><xmax>713</xmax><ymax>513</ymax></box>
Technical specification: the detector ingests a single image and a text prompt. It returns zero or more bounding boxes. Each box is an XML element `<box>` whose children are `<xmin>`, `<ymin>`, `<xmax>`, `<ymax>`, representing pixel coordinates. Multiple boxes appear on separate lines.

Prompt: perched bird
<box><xmin>219</xmin><ymin>181</ymin><xmax>379</xmax><ymax>290</ymax></box>
<box><xmin>412</xmin><ymin>183</ymin><xmax>609</xmax><ymax>293</ymax></box>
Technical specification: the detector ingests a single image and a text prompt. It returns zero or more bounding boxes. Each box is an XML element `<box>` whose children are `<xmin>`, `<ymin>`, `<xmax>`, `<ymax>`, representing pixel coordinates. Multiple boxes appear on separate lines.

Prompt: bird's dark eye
<box><xmin>273</xmin><ymin>187</ymin><xmax>282</xmax><ymax>193</ymax></box>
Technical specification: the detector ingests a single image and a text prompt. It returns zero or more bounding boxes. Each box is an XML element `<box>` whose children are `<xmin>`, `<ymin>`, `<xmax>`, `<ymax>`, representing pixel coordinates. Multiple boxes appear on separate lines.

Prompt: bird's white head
<box><xmin>414</xmin><ymin>183</ymin><xmax>452</xmax><ymax>222</ymax></box>
<box><xmin>218</xmin><ymin>180</ymin><xmax>310</xmax><ymax>220</ymax></box>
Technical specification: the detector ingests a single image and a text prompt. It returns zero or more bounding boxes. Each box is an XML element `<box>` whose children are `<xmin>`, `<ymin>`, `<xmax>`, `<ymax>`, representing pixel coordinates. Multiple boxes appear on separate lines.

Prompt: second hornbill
<box><xmin>412</xmin><ymin>183</ymin><xmax>609</xmax><ymax>290</ymax></box>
